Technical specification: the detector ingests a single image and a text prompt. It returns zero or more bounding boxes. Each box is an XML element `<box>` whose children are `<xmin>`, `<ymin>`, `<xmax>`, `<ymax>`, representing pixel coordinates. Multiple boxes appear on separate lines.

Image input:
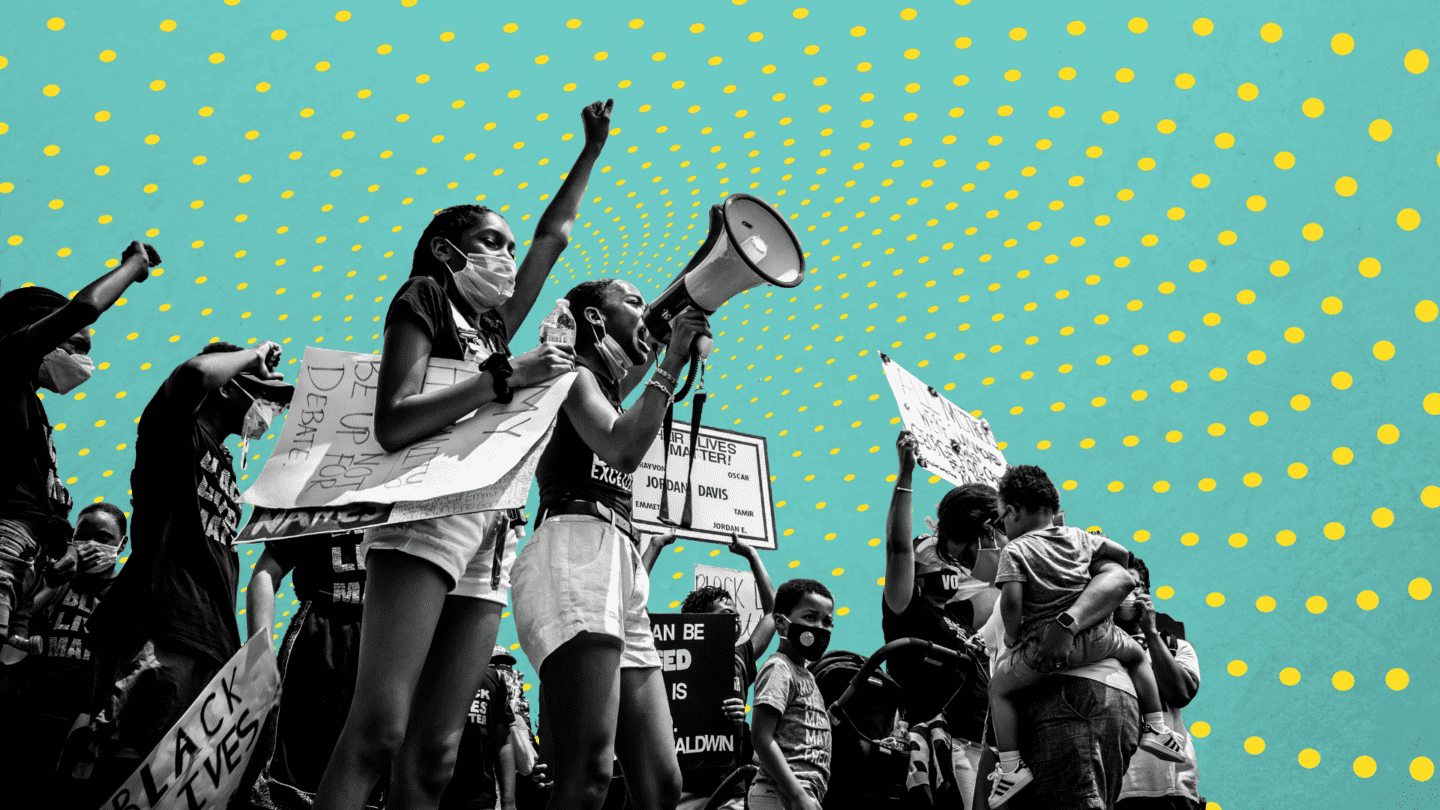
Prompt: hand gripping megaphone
<box><xmin>645</xmin><ymin>193</ymin><xmax>806</xmax><ymax>529</ymax></box>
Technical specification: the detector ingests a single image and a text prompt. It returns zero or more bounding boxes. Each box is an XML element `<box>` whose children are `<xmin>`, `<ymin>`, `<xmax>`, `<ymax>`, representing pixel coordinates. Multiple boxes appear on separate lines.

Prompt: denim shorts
<box><xmin>510</xmin><ymin>515</ymin><xmax>659</xmax><ymax>674</ymax></box>
<box><xmin>362</xmin><ymin>510</ymin><xmax>517</xmax><ymax>603</ymax></box>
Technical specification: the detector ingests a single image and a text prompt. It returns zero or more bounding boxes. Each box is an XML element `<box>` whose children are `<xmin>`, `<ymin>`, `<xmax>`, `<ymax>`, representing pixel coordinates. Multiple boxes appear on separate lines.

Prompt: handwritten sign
<box><xmin>879</xmin><ymin>353</ymin><xmax>1007</xmax><ymax>488</ymax></box>
<box><xmin>98</xmin><ymin>630</ymin><xmax>280</xmax><ymax>810</ymax></box>
<box><xmin>242</xmin><ymin>347</ymin><xmax>574</xmax><ymax>509</ymax></box>
<box><xmin>694</xmin><ymin>563</ymin><xmax>764</xmax><ymax>644</ymax></box>
<box><xmin>631</xmin><ymin>422</ymin><xmax>778</xmax><ymax>550</ymax></box>
<box><xmin>235</xmin><ymin>424</ymin><xmax>550</xmax><ymax>543</ymax></box>
<box><xmin>651</xmin><ymin>613</ymin><xmax>740</xmax><ymax>772</ymax></box>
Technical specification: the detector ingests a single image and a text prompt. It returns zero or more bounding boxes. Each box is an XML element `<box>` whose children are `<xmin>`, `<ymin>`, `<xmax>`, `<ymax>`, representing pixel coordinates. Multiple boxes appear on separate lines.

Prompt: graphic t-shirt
<box><xmin>0</xmin><ymin>327</ymin><xmax>74</xmax><ymax>543</ymax></box>
<box><xmin>441</xmin><ymin>666</ymin><xmax>515</xmax><ymax>810</ymax></box>
<box><xmin>881</xmin><ymin>584</ymin><xmax>989</xmax><ymax>742</ymax></box>
<box><xmin>265</xmin><ymin>531</ymin><xmax>366</xmax><ymax>618</ymax></box>
<box><xmin>995</xmin><ymin>526</ymin><xmax>1107</xmax><ymax>644</ymax></box>
<box><xmin>90</xmin><ymin>368</ymin><xmax>244</xmax><ymax>666</ymax></box>
<box><xmin>751</xmin><ymin>652</ymin><xmax>831</xmax><ymax>800</ymax></box>
<box><xmin>31</xmin><ymin>573</ymin><xmax>114</xmax><ymax>717</ymax></box>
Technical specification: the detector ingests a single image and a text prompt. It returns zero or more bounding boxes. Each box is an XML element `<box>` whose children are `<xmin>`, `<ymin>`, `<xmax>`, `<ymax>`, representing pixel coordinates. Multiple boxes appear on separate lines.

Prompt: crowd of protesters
<box><xmin>0</xmin><ymin>99</ymin><xmax>1206</xmax><ymax>810</ymax></box>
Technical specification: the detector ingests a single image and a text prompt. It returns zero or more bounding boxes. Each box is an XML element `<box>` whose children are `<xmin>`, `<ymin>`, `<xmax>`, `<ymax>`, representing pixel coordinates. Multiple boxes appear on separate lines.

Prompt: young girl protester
<box><xmin>313</xmin><ymin>100</ymin><xmax>612</xmax><ymax>810</ymax></box>
<box><xmin>510</xmin><ymin>278</ymin><xmax>710</xmax><ymax>810</ymax></box>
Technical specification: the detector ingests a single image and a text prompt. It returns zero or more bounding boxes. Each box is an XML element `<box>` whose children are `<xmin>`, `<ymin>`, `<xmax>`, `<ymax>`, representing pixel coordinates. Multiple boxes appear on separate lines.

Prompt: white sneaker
<box><xmin>987</xmin><ymin>760</ymin><xmax>1034</xmax><ymax>807</ymax></box>
<box><xmin>1139</xmin><ymin>725</ymin><xmax>1187</xmax><ymax>763</ymax></box>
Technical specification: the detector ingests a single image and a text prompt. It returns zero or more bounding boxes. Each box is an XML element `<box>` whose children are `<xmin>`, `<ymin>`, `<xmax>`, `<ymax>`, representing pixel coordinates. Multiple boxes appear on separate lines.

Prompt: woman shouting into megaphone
<box><xmin>511</xmin><ymin>278</ymin><xmax>711</xmax><ymax>810</ymax></box>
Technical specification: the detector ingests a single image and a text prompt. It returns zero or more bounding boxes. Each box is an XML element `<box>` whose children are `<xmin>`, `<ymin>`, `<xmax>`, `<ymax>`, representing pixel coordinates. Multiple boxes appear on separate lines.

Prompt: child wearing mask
<box><xmin>313</xmin><ymin>100</ymin><xmax>612</xmax><ymax>810</ymax></box>
<box><xmin>749</xmin><ymin>579</ymin><xmax>834</xmax><ymax>810</ymax></box>
<box><xmin>0</xmin><ymin>241</ymin><xmax>158</xmax><ymax>647</ymax></box>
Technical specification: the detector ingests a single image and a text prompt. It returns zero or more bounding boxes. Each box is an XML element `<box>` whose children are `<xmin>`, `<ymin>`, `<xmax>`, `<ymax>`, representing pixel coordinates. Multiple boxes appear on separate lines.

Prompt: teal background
<box><xmin>3</xmin><ymin>1</ymin><xmax>1437</xmax><ymax>805</ymax></box>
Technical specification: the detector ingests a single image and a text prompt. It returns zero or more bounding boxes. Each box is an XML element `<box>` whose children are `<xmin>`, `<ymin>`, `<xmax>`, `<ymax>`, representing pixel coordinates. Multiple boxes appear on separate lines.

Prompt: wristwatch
<box><xmin>1055</xmin><ymin>611</ymin><xmax>1078</xmax><ymax>634</ymax></box>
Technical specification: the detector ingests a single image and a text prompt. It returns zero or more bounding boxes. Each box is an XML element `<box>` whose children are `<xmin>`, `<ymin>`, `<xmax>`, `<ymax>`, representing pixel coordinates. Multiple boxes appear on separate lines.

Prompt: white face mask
<box><xmin>445</xmin><ymin>239</ymin><xmax>517</xmax><ymax>311</ymax></box>
<box><xmin>1117</xmin><ymin>593</ymin><xmax>1139</xmax><ymax>621</ymax></box>
<box><xmin>78</xmin><ymin>541</ymin><xmax>120</xmax><ymax>576</ymax></box>
<box><xmin>242</xmin><ymin>397</ymin><xmax>279</xmax><ymax>441</ymax></box>
<box><xmin>589</xmin><ymin>318</ymin><xmax>634</xmax><ymax>382</ymax></box>
<box><xmin>37</xmin><ymin>349</ymin><xmax>95</xmax><ymax>394</ymax></box>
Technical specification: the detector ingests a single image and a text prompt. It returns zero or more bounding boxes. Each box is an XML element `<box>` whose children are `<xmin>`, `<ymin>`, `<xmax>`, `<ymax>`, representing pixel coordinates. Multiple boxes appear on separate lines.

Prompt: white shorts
<box><xmin>361</xmin><ymin>510</ymin><xmax>517</xmax><ymax>603</ymax></box>
<box><xmin>510</xmin><ymin>514</ymin><xmax>660</xmax><ymax>674</ymax></box>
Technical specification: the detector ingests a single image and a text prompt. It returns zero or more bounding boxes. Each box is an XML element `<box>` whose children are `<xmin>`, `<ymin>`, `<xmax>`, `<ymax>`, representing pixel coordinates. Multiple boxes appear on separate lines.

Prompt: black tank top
<box><xmin>536</xmin><ymin>364</ymin><xmax>635</xmax><ymax>521</ymax></box>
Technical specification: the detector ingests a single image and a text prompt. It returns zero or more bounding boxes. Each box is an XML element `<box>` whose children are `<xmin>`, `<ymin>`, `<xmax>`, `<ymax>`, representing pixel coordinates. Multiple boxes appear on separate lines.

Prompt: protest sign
<box><xmin>651</xmin><ymin>613</ymin><xmax>741</xmax><ymax>772</ymax></box>
<box><xmin>242</xmin><ymin>346</ymin><xmax>574</xmax><ymax>509</ymax></box>
<box><xmin>98</xmin><ymin>630</ymin><xmax>280</xmax><ymax>810</ymax></box>
<box><xmin>235</xmin><ymin>423</ymin><xmax>550</xmax><ymax>542</ymax></box>
<box><xmin>879</xmin><ymin>353</ymin><xmax>1007</xmax><ymax>488</ymax></box>
<box><xmin>632</xmin><ymin>422</ymin><xmax>778</xmax><ymax>550</ymax></box>
<box><xmin>694</xmin><ymin>563</ymin><xmax>765</xmax><ymax>644</ymax></box>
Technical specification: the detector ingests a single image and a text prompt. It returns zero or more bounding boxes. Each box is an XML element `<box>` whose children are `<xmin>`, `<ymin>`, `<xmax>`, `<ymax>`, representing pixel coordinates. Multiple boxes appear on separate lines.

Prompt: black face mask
<box><xmin>783</xmin><ymin>618</ymin><xmax>832</xmax><ymax>661</ymax></box>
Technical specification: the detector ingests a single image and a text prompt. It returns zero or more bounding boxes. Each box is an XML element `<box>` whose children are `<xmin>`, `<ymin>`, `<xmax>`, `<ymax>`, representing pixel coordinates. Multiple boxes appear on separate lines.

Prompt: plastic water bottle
<box><xmin>539</xmin><ymin>299</ymin><xmax>576</xmax><ymax>346</ymax></box>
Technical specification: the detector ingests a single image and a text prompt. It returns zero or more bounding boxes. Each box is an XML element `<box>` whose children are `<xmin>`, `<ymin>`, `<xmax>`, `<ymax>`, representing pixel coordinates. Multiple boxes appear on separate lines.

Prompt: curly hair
<box><xmin>200</xmin><ymin>341</ymin><xmax>245</xmax><ymax>355</ymax></box>
<box><xmin>935</xmin><ymin>483</ymin><xmax>1001</xmax><ymax>544</ymax></box>
<box><xmin>409</xmin><ymin>205</ymin><xmax>506</xmax><ymax>282</ymax></box>
<box><xmin>682</xmin><ymin>585</ymin><xmax>733</xmax><ymax>613</ymax></box>
<box><xmin>774</xmin><ymin>578</ymin><xmax>834</xmax><ymax>616</ymax></box>
<box><xmin>998</xmin><ymin>464</ymin><xmax>1061</xmax><ymax>515</ymax></box>
<box><xmin>1130</xmin><ymin>555</ymin><xmax>1151</xmax><ymax>592</ymax></box>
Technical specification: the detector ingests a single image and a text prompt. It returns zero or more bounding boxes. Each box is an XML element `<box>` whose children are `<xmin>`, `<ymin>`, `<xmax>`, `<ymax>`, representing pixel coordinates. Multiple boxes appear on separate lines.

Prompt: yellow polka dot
<box><xmin>1193</xmin><ymin>18</ymin><xmax>1214</xmax><ymax>36</ymax></box>
<box><xmin>1244</xmin><ymin>737</ymin><xmax>1266</xmax><ymax>755</ymax></box>
<box><xmin>1067</xmin><ymin>21</ymin><xmax>1086</xmax><ymax>35</ymax></box>
<box><xmin>1215</xmin><ymin>132</ymin><xmax>1235</xmax><ymax>149</ymax></box>
<box><xmin>160</xmin><ymin>20</ymin><xmax>177</xmax><ymax>32</ymax></box>
<box><xmin>1377</xmin><ymin>424</ymin><xmax>1400</xmax><ymax>444</ymax></box>
<box><xmin>1228</xmin><ymin>533</ymin><xmax>1247</xmax><ymax>547</ymax></box>
<box><xmin>1357</xmin><ymin>590</ymin><xmax>1379</xmax><ymax>610</ymax></box>
<box><xmin>1247</xmin><ymin>195</ymin><xmax>1267</xmax><ymax>212</ymax></box>
<box><xmin>1238</xmin><ymin>82</ymin><xmax>1259</xmax><ymax>101</ymax></box>
<box><xmin>336</xmin><ymin>10</ymin><xmax>351</xmax><ymax>21</ymax></box>
<box><xmin>43</xmin><ymin>84</ymin><xmax>60</xmax><ymax>97</ymax></box>
<box><xmin>99</xmin><ymin>50</ymin><xmax>117</xmax><ymax>63</ymax></box>
<box><xmin>1416</xmin><ymin>301</ymin><xmax>1438</xmax><ymax>322</ymax></box>
<box><xmin>1256</xmin><ymin>596</ymin><xmax>1277</xmax><ymax>612</ymax></box>
<box><xmin>1288</xmin><ymin>462</ymin><xmax>1308</xmax><ymax>479</ymax></box>
<box><xmin>1397</xmin><ymin>208</ymin><xmax>1421</xmax><ymax>231</ymax></box>
<box><xmin>1405</xmin><ymin>50</ymin><xmax>1430</xmax><ymax>74</ymax></box>
<box><xmin>1116</xmin><ymin>68</ymin><xmax>1135</xmax><ymax>83</ymax></box>
<box><xmin>1322</xmin><ymin>297</ymin><xmax>1344</xmax><ymax>315</ymax></box>
<box><xmin>1333</xmin><ymin>670</ymin><xmax>1355</xmax><ymax>690</ymax></box>
<box><xmin>1276</xmin><ymin>530</ymin><xmax>1297</xmax><ymax>546</ymax></box>
<box><xmin>271</xmin><ymin>29</ymin><xmax>287</xmax><ymax>41</ymax></box>
<box><xmin>1275</xmin><ymin>151</ymin><xmax>1296</xmax><ymax>169</ymax></box>
<box><xmin>1411</xmin><ymin>578</ymin><xmax>1433</xmax><ymax>599</ymax></box>
<box><xmin>1324</xmin><ymin>521</ymin><xmax>1346</xmax><ymax>540</ymax></box>
<box><xmin>1247</xmin><ymin>350</ymin><xmax>1266</xmax><ymax>365</ymax></box>
<box><xmin>1206</xmin><ymin>592</ymin><xmax>1225</xmax><ymax>607</ymax></box>
<box><xmin>1332</xmin><ymin>33</ymin><xmax>1355</xmax><ymax>55</ymax></box>
<box><xmin>1227</xmin><ymin>660</ymin><xmax>1248</xmax><ymax>676</ymax></box>
<box><xmin>1374</xmin><ymin>340</ymin><xmax>1396</xmax><ymax>361</ymax></box>
<box><xmin>1285</xmin><ymin>327</ymin><xmax>1305</xmax><ymax>343</ymax></box>
<box><xmin>1128</xmin><ymin>17</ymin><xmax>1148</xmax><ymax>34</ymax></box>
<box><xmin>1306</xmin><ymin>595</ymin><xmax>1328</xmax><ymax>614</ymax></box>
<box><xmin>1302</xmin><ymin>98</ymin><xmax>1325</xmax><ymax>117</ymax></box>
<box><xmin>1173</xmin><ymin>73</ymin><xmax>1194</xmax><ymax>89</ymax></box>
<box><xmin>1423</xmin><ymin>486</ymin><xmax>1440</xmax><ymax>508</ymax></box>
<box><xmin>1425</xmin><ymin>394</ymin><xmax>1440</xmax><ymax>415</ymax></box>
<box><xmin>1190</xmin><ymin>721</ymin><xmax>1210</xmax><ymax>738</ymax></box>
<box><xmin>1372</xmin><ymin>507</ymin><xmax>1394</xmax><ymax>528</ymax></box>
<box><xmin>1280</xmin><ymin>667</ymin><xmax>1302</xmax><ymax>686</ymax></box>
<box><xmin>1260</xmin><ymin>22</ymin><xmax>1283</xmax><ymax>42</ymax></box>
<box><xmin>1298</xmin><ymin>749</ymin><xmax>1321</xmax><ymax>769</ymax></box>
<box><xmin>1369</xmin><ymin>119</ymin><xmax>1393</xmax><ymax>141</ymax></box>
<box><xmin>1388</xmin><ymin>667</ymin><xmax>1409</xmax><ymax>689</ymax></box>
<box><xmin>1333</xmin><ymin>447</ymin><xmax>1355</xmax><ymax>465</ymax></box>
<box><xmin>46</xmin><ymin>17</ymin><xmax>65</xmax><ymax>31</ymax></box>
<box><xmin>1156</xmin><ymin>586</ymin><xmax>1174</xmax><ymax>599</ymax></box>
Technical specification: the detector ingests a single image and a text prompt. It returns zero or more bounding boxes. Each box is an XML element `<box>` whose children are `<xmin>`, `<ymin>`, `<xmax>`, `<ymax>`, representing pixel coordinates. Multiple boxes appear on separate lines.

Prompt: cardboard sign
<box><xmin>693</xmin><ymin>563</ymin><xmax>766</xmax><ymax>644</ymax></box>
<box><xmin>651</xmin><ymin>613</ymin><xmax>741</xmax><ymax>772</ymax></box>
<box><xmin>879</xmin><ymin>353</ymin><xmax>1007</xmax><ymax>488</ymax></box>
<box><xmin>631</xmin><ymin>422</ymin><xmax>779</xmax><ymax>550</ymax></box>
<box><xmin>98</xmin><ymin>630</ymin><xmax>281</xmax><ymax>810</ymax></box>
<box><xmin>236</xmin><ymin>424</ymin><xmax>549</xmax><ymax>542</ymax></box>
<box><xmin>242</xmin><ymin>346</ymin><xmax>574</xmax><ymax>509</ymax></box>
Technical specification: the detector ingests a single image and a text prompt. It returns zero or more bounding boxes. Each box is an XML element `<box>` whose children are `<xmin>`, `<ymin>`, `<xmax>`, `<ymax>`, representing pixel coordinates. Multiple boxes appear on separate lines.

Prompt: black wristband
<box><xmin>480</xmin><ymin>353</ymin><xmax>514</xmax><ymax>404</ymax></box>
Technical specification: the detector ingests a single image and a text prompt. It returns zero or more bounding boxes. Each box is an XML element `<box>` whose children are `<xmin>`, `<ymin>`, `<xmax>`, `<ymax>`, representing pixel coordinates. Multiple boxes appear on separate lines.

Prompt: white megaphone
<box><xmin>643</xmin><ymin>193</ymin><xmax>806</xmax><ymax>359</ymax></box>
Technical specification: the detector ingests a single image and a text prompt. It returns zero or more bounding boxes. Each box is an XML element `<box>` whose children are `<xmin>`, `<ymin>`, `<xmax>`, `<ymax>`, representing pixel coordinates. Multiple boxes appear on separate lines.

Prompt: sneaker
<box><xmin>987</xmin><ymin>760</ymin><xmax>1034</xmax><ymax>807</ymax></box>
<box><xmin>1139</xmin><ymin>725</ymin><xmax>1188</xmax><ymax>763</ymax></box>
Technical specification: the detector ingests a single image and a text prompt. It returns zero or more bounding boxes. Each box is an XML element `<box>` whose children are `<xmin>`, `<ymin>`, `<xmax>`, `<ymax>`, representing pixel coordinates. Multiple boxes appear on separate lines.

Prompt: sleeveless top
<box><xmin>535</xmin><ymin>363</ymin><xmax>635</xmax><ymax>522</ymax></box>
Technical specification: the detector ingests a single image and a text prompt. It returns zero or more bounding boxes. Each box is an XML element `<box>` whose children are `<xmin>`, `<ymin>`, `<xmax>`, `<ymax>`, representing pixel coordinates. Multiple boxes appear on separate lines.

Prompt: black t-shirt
<box><xmin>0</xmin><ymin>327</ymin><xmax>74</xmax><ymax>543</ymax></box>
<box><xmin>265</xmin><ymin>531</ymin><xmax>366</xmax><ymax>619</ymax></box>
<box><xmin>386</xmin><ymin>276</ymin><xmax>509</xmax><ymax>364</ymax></box>
<box><xmin>90</xmin><ymin>368</ymin><xmax>244</xmax><ymax>666</ymax></box>
<box><xmin>441</xmin><ymin>666</ymin><xmax>515</xmax><ymax>810</ymax></box>
<box><xmin>536</xmin><ymin>367</ymin><xmax>635</xmax><ymax>521</ymax></box>
<box><xmin>31</xmin><ymin>573</ymin><xmax>114</xmax><ymax>716</ymax></box>
<box><xmin>881</xmin><ymin>586</ymin><xmax>989</xmax><ymax>742</ymax></box>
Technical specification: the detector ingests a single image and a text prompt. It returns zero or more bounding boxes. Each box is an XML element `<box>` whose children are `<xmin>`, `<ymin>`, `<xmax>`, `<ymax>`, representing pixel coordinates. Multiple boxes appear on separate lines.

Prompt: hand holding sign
<box><xmin>879</xmin><ymin>354</ymin><xmax>1007</xmax><ymax>488</ymax></box>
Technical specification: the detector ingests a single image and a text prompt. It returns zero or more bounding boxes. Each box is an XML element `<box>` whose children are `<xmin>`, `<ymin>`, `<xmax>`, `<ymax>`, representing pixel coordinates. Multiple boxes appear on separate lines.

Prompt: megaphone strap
<box><xmin>679</xmin><ymin>390</ymin><xmax>707</xmax><ymax>528</ymax></box>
